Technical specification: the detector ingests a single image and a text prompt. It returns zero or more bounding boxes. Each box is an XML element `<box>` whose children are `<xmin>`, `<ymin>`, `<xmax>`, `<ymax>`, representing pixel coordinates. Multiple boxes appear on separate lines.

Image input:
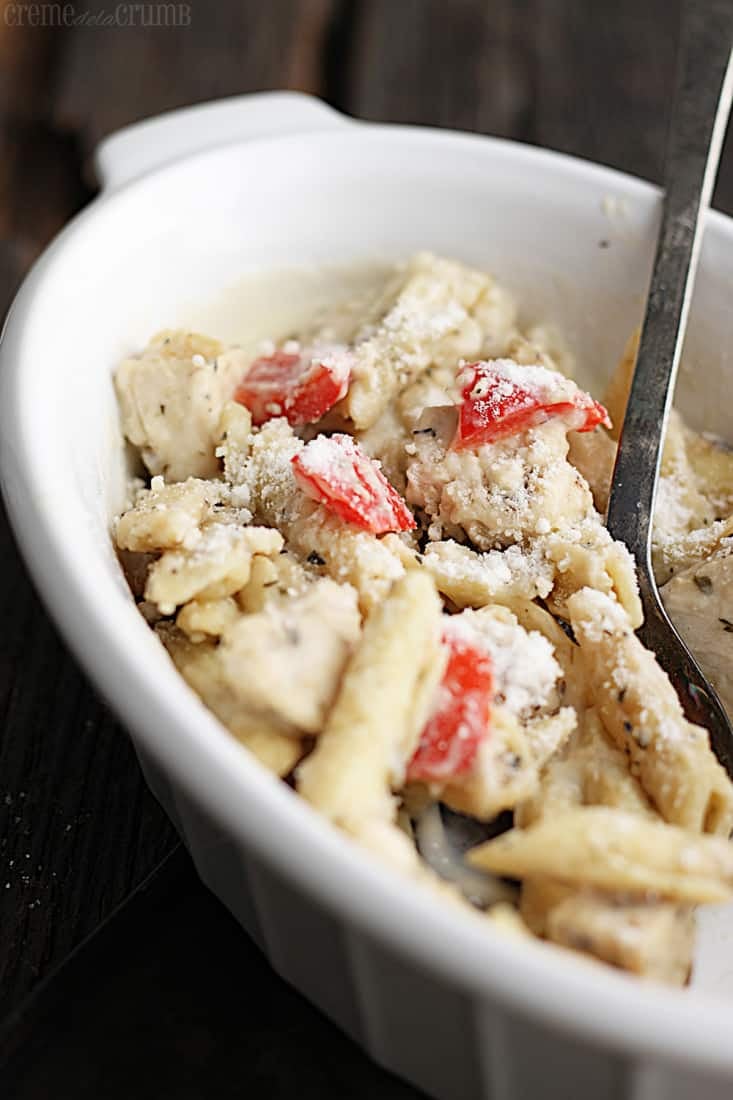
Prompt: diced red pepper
<box><xmin>407</xmin><ymin>629</ymin><xmax>493</xmax><ymax>783</ymax></box>
<box><xmin>454</xmin><ymin>361</ymin><xmax>611</xmax><ymax>450</ymax></box>
<box><xmin>292</xmin><ymin>433</ymin><xmax>416</xmax><ymax>534</ymax></box>
<box><xmin>234</xmin><ymin>346</ymin><xmax>351</xmax><ymax>427</ymax></box>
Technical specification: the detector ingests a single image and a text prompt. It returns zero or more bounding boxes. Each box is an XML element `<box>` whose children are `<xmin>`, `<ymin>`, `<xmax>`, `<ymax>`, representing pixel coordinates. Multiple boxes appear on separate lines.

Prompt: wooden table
<box><xmin>1</xmin><ymin>1</ymin><xmax>732</xmax><ymax>1094</ymax></box>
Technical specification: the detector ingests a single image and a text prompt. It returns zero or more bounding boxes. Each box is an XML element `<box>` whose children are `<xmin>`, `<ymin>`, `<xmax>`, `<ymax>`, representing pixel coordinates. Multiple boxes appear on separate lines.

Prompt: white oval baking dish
<box><xmin>2</xmin><ymin>92</ymin><xmax>733</xmax><ymax>1100</ymax></box>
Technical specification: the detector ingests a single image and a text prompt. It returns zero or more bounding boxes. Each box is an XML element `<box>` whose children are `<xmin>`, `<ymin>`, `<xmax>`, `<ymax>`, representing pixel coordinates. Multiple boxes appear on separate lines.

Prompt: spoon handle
<box><xmin>606</xmin><ymin>3</ymin><xmax>733</xmax><ymax>561</ymax></box>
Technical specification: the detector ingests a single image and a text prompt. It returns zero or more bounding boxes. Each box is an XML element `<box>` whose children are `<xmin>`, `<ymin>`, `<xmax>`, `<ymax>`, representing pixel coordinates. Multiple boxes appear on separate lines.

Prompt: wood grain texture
<box><xmin>54</xmin><ymin>0</ymin><xmax>335</xmax><ymax>155</ymax></box>
<box><xmin>0</xmin><ymin>498</ymin><xmax>177</xmax><ymax>1013</ymax></box>
<box><xmin>2</xmin><ymin>0</ymin><xmax>733</xmax><ymax>1040</ymax></box>
<box><xmin>0</xmin><ymin>0</ymin><xmax>339</xmax><ymax>1018</ymax></box>
<box><xmin>2</xmin><ymin>849</ymin><xmax>418</xmax><ymax>1099</ymax></box>
<box><xmin>348</xmin><ymin>0</ymin><xmax>535</xmax><ymax>136</ymax></box>
<box><xmin>345</xmin><ymin>0</ymin><xmax>733</xmax><ymax>214</ymax></box>
<box><xmin>531</xmin><ymin>0</ymin><xmax>679</xmax><ymax>180</ymax></box>
<box><xmin>0</xmin><ymin>3</ymin><xmax>129</xmax><ymax>1005</ymax></box>
<box><xmin>0</xmin><ymin>7</ymin><xmax>91</xmax><ymax>258</ymax></box>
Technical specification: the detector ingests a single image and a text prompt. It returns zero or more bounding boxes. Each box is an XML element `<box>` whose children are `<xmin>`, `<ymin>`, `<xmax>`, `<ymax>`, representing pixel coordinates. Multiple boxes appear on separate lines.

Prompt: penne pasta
<box><xmin>113</xmin><ymin>255</ymin><xmax>733</xmax><ymax>983</ymax></box>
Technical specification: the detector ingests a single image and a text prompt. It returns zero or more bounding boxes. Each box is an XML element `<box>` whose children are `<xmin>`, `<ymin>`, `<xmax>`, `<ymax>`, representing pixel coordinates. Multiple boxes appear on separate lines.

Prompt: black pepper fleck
<box><xmin>694</xmin><ymin>574</ymin><xmax>713</xmax><ymax>592</ymax></box>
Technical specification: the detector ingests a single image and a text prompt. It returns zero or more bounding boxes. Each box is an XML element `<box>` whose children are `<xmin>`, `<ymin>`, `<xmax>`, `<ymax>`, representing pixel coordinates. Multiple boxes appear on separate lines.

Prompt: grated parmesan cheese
<box><xmin>446</xmin><ymin>607</ymin><xmax>562</xmax><ymax>718</ymax></box>
<box><xmin>113</xmin><ymin>252</ymin><xmax>733</xmax><ymax>984</ymax></box>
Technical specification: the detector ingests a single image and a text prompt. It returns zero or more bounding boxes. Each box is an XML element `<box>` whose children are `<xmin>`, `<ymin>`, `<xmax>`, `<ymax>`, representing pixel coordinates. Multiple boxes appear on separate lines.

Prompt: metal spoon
<box><xmin>606</xmin><ymin>1</ymin><xmax>733</xmax><ymax>777</ymax></box>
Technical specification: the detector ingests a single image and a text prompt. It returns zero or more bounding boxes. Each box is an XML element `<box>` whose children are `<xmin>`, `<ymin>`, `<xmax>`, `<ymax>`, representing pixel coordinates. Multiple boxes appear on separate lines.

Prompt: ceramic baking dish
<box><xmin>2</xmin><ymin>91</ymin><xmax>733</xmax><ymax>1100</ymax></box>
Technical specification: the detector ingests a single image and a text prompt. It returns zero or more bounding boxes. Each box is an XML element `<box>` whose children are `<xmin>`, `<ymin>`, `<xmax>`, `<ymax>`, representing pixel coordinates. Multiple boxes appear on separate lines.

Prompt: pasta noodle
<box><xmin>468</xmin><ymin>806</ymin><xmax>733</xmax><ymax>902</ymax></box>
<box><xmin>113</xmin><ymin>253</ymin><xmax>733</xmax><ymax>984</ymax></box>
<box><xmin>567</xmin><ymin>587</ymin><xmax>733</xmax><ymax>835</ymax></box>
<box><xmin>297</xmin><ymin>571</ymin><xmax>443</xmax><ymax>828</ymax></box>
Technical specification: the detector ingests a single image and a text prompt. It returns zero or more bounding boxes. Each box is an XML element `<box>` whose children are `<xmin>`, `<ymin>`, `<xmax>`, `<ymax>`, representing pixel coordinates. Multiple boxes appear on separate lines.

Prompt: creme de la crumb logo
<box><xmin>3</xmin><ymin>2</ymin><xmax>192</xmax><ymax>27</ymax></box>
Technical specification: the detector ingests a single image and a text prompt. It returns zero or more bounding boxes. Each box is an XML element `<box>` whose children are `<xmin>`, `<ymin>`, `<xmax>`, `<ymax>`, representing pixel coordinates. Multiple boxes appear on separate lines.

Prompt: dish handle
<box><xmin>93</xmin><ymin>91</ymin><xmax>350</xmax><ymax>192</ymax></box>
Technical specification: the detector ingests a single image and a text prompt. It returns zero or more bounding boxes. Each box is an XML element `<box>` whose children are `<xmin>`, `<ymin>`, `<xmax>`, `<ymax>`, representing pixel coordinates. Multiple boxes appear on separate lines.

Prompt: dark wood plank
<box><xmin>0</xmin><ymin>0</ymin><xmax>59</xmax><ymax>121</ymax></box>
<box><xmin>348</xmin><ymin>0</ymin><xmax>536</xmax><ymax>138</ymax></box>
<box><xmin>0</xmin><ymin>0</ymin><xmax>338</xmax><ymax>1018</ymax></box>
<box><xmin>0</xmin><ymin>10</ymin><xmax>172</xmax><ymax>1019</ymax></box>
<box><xmin>0</xmin><ymin>496</ymin><xmax>177</xmax><ymax>1015</ymax></box>
<box><xmin>344</xmin><ymin>0</ymin><xmax>733</xmax><ymax>215</ymax></box>
<box><xmin>530</xmin><ymin>0</ymin><xmax>680</xmax><ymax>183</ymax></box>
<box><xmin>3</xmin><ymin>850</ymin><xmax>419</xmax><ymax>1099</ymax></box>
<box><xmin>528</xmin><ymin>0</ymin><xmax>728</xmax><ymax>217</ymax></box>
<box><xmin>0</xmin><ymin>9</ymin><xmax>91</xmax><ymax>258</ymax></box>
<box><xmin>54</xmin><ymin>0</ymin><xmax>336</xmax><ymax>155</ymax></box>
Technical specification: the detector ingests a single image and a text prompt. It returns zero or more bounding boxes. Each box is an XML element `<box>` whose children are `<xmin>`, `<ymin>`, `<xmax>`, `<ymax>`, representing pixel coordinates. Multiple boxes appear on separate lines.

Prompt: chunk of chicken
<box><xmin>159</xmin><ymin>625</ymin><xmax>303</xmax><ymax>777</ymax></box>
<box><xmin>217</xmin><ymin>579</ymin><xmax>361</xmax><ymax>734</ymax></box>
<box><xmin>341</xmin><ymin>253</ymin><xmax>492</xmax><ymax>430</ymax></box>
<box><xmin>115</xmin><ymin>330</ymin><xmax>249</xmax><ymax>480</ymax></box>
<box><xmin>406</xmin><ymin>413</ymin><xmax>593</xmax><ymax>548</ymax></box>
<box><xmin>229</xmin><ymin>417</ymin><xmax>411</xmax><ymax>612</ymax></box>
<box><xmin>146</xmin><ymin>525</ymin><xmax>283</xmax><ymax>615</ymax></box>
<box><xmin>115</xmin><ymin>476</ymin><xmax>235</xmax><ymax>553</ymax></box>
<box><xmin>521</xmin><ymin>879</ymin><xmax>694</xmax><ymax>986</ymax></box>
